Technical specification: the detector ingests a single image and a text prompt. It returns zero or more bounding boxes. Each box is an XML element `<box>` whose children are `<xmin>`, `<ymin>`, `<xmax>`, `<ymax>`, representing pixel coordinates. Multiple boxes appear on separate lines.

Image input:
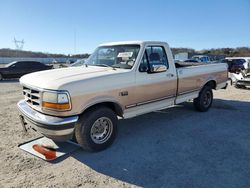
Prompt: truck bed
<box><xmin>175</xmin><ymin>62</ymin><xmax>206</xmax><ymax>68</ymax></box>
<box><xmin>175</xmin><ymin>63</ymin><xmax>228</xmax><ymax>104</ymax></box>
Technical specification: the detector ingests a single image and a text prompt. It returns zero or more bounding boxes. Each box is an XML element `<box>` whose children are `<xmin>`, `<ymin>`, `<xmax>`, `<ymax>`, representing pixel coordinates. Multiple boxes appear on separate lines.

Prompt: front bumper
<box><xmin>17</xmin><ymin>100</ymin><xmax>79</xmax><ymax>141</ymax></box>
<box><xmin>236</xmin><ymin>79</ymin><xmax>250</xmax><ymax>87</ymax></box>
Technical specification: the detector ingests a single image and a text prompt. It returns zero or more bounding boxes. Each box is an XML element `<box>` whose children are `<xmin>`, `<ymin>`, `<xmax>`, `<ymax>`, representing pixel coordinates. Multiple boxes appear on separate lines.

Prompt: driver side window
<box><xmin>12</xmin><ymin>62</ymin><xmax>21</xmax><ymax>68</ymax></box>
<box><xmin>139</xmin><ymin>46</ymin><xmax>169</xmax><ymax>72</ymax></box>
<box><xmin>146</xmin><ymin>46</ymin><xmax>169</xmax><ymax>67</ymax></box>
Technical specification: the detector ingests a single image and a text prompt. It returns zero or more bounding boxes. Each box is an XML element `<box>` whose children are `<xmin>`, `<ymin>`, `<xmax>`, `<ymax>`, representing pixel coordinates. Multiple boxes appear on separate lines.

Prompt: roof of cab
<box><xmin>99</xmin><ymin>41</ymin><xmax>169</xmax><ymax>46</ymax></box>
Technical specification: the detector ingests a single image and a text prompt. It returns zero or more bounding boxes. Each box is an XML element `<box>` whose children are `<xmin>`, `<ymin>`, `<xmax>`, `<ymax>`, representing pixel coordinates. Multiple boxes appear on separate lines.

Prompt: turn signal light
<box><xmin>42</xmin><ymin>102</ymin><xmax>70</xmax><ymax>110</ymax></box>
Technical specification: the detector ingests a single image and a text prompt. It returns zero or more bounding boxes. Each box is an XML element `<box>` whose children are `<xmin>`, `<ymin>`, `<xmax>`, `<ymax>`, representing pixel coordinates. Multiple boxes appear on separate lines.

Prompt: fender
<box><xmin>201</xmin><ymin>77</ymin><xmax>217</xmax><ymax>90</ymax></box>
<box><xmin>79</xmin><ymin>95</ymin><xmax>124</xmax><ymax>117</ymax></box>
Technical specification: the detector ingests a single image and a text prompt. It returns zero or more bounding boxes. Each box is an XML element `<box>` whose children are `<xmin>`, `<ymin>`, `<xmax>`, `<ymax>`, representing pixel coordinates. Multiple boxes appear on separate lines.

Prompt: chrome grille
<box><xmin>23</xmin><ymin>86</ymin><xmax>41</xmax><ymax>106</ymax></box>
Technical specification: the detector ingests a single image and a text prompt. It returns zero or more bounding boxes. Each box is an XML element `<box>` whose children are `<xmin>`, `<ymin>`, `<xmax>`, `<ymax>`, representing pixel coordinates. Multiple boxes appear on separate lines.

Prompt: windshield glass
<box><xmin>5</xmin><ymin>61</ymin><xmax>16</xmax><ymax>67</ymax></box>
<box><xmin>85</xmin><ymin>45</ymin><xmax>140</xmax><ymax>69</ymax></box>
<box><xmin>232</xmin><ymin>59</ymin><xmax>245</xmax><ymax>65</ymax></box>
<box><xmin>71</xmin><ymin>59</ymin><xmax>85</xmax><ymax>67</ymax></box>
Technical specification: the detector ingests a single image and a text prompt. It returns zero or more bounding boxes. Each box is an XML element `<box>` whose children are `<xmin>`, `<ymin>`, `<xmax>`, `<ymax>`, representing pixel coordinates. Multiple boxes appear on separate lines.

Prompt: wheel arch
<box><xmin>203</xmin><ymin>79</ymin><xmax>216</xmax><ymax>90</ymax></box>
<box><xmin>80</xmin><ymin>101</ymin><xmax>124</xmax><ymax>118</ymax></box>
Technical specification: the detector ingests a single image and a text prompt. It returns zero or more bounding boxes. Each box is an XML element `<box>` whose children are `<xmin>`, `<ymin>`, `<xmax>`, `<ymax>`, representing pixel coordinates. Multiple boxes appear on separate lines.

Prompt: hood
<box><xmin>20</xmin><ymin>66</ymin><xmax>129</xmax><ymax>90</ymax></box>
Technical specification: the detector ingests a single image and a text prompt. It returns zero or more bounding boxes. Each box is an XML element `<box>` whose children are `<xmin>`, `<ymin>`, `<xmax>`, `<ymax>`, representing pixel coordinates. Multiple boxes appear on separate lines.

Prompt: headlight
<box><xmin>42</xmin><ymin>91</ymin><xmax>71</xmax><ymax>111</ymax></box>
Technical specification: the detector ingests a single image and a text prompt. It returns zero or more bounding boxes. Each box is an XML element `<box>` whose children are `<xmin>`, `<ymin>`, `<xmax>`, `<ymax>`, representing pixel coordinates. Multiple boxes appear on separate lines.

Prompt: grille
<box><xmin>23</xmin><ymin>86</ymin><xmax>41</xmax><ymax>106</ymax></box>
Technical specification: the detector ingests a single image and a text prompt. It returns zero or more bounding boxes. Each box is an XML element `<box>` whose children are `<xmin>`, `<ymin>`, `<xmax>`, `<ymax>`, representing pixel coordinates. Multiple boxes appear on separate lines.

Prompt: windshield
<box><xmin>85</xmin><ymin>45</ymin><xmax>140</xmax><ymax>69</ymax></box>
<box><xmin>71</xmin><ymin>59</ymin><xmax>85</xmax><ymax>67</ymax></box>
<box><xmin>5</xmin><ymin>61</ymin><xmax>16</xmax><ymax>67</ymax></box>
<box><xmin>232</xmin><ymin>59</ymin><xmax>245</xmax><ymax>65</ymax></box>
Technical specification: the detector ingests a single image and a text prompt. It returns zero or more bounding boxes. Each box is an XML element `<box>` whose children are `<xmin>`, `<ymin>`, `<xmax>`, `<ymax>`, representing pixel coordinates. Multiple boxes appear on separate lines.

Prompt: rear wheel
<box><xmin>75</xmin><ymin>106</ymin><xmax>118</xmax><ymax>152</ymax></box>
<box><xmin>0</xmin><ymin>73</ymin><xmax>2</xmax><ymax>81</ymax></box>
<box><xmin>193</xmin><ymin>86</ymin><xmax>213</xmax><ymax>112</ymax></box>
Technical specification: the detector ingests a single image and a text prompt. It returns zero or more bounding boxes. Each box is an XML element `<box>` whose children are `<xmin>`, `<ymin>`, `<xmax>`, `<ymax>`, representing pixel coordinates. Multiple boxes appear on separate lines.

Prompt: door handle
<box><xmin>166</xmin><ymin>73</ymin><xmax>174</xmax><ymax>77</ymax></box>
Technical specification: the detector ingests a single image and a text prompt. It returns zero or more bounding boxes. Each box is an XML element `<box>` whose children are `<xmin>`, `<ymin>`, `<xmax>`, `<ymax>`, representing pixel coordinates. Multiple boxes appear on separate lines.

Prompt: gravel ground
<box><xmin>0</xmin><ymin>81</ymin><xmax>250</xmax><ymax>188</ymax></box>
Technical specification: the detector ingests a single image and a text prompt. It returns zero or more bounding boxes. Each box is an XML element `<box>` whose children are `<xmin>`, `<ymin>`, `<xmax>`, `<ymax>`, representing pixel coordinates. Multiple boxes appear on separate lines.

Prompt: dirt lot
<box><xmin>0</xmin><ymin>81</ymin><xmax>250</xmax><ymax>188</ymax></box>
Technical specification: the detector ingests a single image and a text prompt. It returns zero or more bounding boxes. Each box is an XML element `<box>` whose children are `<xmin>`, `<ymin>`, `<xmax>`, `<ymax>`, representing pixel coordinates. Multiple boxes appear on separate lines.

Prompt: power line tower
<box><xmin>13</xmin><ymin>37</ymin><xmax>25</xmax><ymax>50</ymax></box>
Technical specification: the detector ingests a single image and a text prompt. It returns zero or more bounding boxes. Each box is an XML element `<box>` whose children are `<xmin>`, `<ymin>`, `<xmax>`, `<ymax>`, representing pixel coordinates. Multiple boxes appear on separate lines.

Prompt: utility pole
<box><xmin>74</xmin><ymin>29</ymin><xmax>76</xmax><ymax>54</ymax></box>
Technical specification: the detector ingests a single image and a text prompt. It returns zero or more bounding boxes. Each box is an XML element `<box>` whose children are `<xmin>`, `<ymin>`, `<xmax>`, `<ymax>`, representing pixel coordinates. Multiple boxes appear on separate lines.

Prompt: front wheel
<box><xmin>0</xmin><ymin>73</ymin><xmax>3</xmax><ymax>81</ymax></box>
<box><xmin>193</xmin><ymin>86</ymin><xmax>213</xmax><ymax>112</ymax></box>
<box><xmin>75</xmin><ymin>106</ymin><xmax>118</xmax><ymax>152</ymax></box>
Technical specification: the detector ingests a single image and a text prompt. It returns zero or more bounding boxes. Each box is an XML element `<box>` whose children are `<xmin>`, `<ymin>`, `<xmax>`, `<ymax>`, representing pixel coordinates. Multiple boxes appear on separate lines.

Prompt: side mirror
<box><xmin>139</xmin><ymin>64</ymin><xmax>148</xmax><ymax>72</ymax></box>
<box><xmin>149</xmin><ymin>64</ymin><xmax>167</xmax><ymax>73</ymax></box>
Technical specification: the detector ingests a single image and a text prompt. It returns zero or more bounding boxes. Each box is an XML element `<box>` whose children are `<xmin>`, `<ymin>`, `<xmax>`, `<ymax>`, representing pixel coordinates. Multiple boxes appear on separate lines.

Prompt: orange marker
<box><xmin>32</xmin><ymin>144</ymin><xmax>56</xmax><ymax>160</ymax></box>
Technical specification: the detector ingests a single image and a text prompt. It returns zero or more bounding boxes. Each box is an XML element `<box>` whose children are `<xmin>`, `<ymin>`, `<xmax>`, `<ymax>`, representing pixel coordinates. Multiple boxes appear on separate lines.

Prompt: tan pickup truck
<box><xmin>17</xmin><ymin>41</ymin><xmax>228</xmax><ymax>151</ymax></box>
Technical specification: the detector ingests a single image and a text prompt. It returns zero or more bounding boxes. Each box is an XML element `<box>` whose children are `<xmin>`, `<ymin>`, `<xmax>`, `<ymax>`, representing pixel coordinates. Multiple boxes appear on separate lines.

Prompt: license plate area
<box><xmin>19</xmin><ymin>115</ymin><xmax>28</xmax><ymax>132</ymax></box>
<box><xmin>19</xmin><ymin>115</ymin><xmax>37</xmax><ymax>132</ymax></box>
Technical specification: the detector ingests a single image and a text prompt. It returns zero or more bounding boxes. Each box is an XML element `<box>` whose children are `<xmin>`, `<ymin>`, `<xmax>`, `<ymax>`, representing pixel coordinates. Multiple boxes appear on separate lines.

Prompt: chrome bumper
<box><xmin>17</xmin><ymin>100</ymin><xmax>79</xmax><ymax>141</ymax></box>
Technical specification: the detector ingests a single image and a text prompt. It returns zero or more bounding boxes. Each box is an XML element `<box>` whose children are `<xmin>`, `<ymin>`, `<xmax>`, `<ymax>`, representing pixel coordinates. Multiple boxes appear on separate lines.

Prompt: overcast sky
<box><xmin>0</xmin><ymin>0</ymin><xmax>249</xmax><ymax>54</ymax></box>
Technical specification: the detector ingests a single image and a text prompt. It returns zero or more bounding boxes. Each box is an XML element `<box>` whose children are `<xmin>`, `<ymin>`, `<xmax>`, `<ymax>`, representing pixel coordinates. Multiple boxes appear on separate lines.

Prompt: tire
<box><xmin>0</xmin><ymin>73</ymin><xmax>2</xmax><ymax>81</ymax></box>
<box><xmin>193</xmin><ymin>86</ymin><xmax>213</xmax><ymax>112</ymax></box>
<box><xmin>229</xmin><ymin>78</ymin><xmax>233</xmax><ymax>86</ymax></box>
<box><xmin>75</xmin><ymin>106</ymin><xmax>118</xmax><ymax>152</ymax></box>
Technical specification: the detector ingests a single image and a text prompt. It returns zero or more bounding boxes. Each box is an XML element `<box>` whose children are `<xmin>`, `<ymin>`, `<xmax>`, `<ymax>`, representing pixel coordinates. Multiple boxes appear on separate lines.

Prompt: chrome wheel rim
<box><xmin>203</xmin><ymin>91</ymin><xmax>212</xmax><ymax>107</ymax></box>
<box><xmin>90</xmin><ymin>117</ymin><xmax>113</xmax><ymax>144</ymax></box>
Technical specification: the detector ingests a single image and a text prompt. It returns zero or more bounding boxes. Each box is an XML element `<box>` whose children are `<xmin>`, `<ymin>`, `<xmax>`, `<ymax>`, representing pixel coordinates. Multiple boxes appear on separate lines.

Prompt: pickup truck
<box><xmin>17</xmin><ymin>41</ymin><xmax>228</xmax><ymax>151</ymax></box>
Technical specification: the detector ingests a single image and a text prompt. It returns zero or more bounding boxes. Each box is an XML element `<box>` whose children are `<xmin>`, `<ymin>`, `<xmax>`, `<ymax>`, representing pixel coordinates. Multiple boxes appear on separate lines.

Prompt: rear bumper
<box><xmin>17</xmin><ymin>100</ymin><xmax>79</xmax><ymax>141</ymax></box>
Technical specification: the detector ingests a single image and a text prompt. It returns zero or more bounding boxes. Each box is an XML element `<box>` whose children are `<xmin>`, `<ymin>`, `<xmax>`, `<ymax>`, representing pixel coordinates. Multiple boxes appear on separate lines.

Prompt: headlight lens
<box><xmin>42</xmin><ymin>91</ymin><xmax>71</xmax><ymax>111</ymax></box>
<box><xmin>58</xmin><ymin>93</ymin><xmax>69</xmax><ymax>104</ymax></box>
<box><xmin>43</xmin><ymin>92</ymin><xmax>58</xmax><ymax>103</ymax></box>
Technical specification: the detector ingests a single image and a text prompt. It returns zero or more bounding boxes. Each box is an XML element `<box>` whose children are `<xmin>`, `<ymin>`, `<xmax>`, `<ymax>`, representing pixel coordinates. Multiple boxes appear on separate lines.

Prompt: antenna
<box><xmin>13</xmin><ymin>37</ymin><xmax>25</xmax><ymax>50</ymax></box>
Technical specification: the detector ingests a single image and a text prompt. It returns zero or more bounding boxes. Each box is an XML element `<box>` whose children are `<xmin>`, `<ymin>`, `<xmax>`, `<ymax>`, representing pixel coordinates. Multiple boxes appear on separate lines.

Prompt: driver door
<box><xmin>134</xmin><ymin>46</ymin><xmax>177</xmax><ymax>107</ymax></box>
<box><xmin>10</xmin><ymin>62</ymin><xmax>28</xmax><ymax>77</ymax></box>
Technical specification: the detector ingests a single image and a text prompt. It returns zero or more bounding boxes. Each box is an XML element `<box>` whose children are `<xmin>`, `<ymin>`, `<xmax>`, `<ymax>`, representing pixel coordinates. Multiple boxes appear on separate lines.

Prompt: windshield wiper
<box><xmin>94</xmin><ymin>64</ymin><xmax>116</xmax><ymax>70</ymax></box>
